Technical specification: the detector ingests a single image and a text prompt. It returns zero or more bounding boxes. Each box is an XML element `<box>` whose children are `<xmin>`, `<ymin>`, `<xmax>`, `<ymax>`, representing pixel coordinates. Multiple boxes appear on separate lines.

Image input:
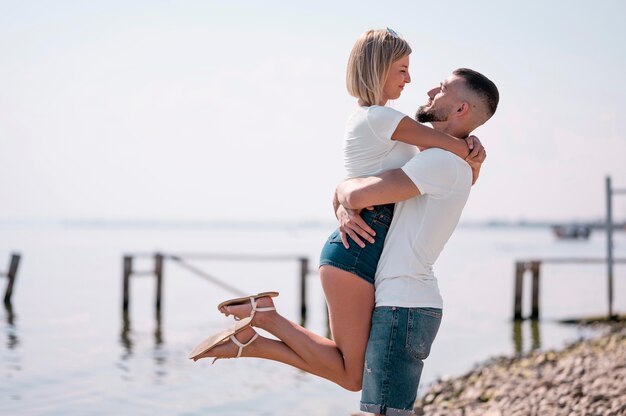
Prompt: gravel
<box><xmin>413</xmin><ymin>323</ymin><xmax>626</xmax><ymax>416</ymax></box>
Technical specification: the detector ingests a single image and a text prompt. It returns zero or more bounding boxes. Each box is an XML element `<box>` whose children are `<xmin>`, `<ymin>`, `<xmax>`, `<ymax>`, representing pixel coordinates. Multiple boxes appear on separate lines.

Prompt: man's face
<box><xmin>416</xmin><ymin>74</ymin><xmax>465</xmax><ymax>123</ymax></box>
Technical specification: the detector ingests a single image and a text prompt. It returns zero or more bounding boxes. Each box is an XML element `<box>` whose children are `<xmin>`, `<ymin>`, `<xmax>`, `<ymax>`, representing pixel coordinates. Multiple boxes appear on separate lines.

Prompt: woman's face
<box><xmin>382</xmin><ymin>54</ymin><xmax>411</xmax><ymax>104</ymax></box>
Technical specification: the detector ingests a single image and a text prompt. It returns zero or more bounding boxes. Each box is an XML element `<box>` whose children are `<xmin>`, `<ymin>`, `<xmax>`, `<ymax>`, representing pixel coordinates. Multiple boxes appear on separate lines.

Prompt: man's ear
<box><xmin>456</xmin><ymin>101</ymin><xmax>470</xmax><ymax>116</ymax></box>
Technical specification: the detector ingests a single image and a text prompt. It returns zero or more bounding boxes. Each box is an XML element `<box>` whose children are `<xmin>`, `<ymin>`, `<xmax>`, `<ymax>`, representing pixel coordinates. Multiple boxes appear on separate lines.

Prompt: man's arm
<box><xmin>337</xmin><ymin>168</ymin><xmax>421</xmax><ymax>210</ymax></box>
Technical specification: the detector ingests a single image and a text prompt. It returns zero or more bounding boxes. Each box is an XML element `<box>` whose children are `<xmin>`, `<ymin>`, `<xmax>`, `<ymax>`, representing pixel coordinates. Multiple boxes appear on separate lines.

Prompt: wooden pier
<box><xmin>513</xmin><ymin>257</ymin><xmax>626</xmax><ymax>321</ymax></box>
<box><xmin>122</xmin><ymin>252</ymin><xmax>315</xmax><ymax>327</ymax></box>
<box><xmin>515</xmin><ymin>177</ymin><xmax>626</xmax><ymax>321</ymax></box>
<box><xmin>1</xmin><ymin>253</ymin><xmax>21</xmax><ymax>305</ymax></box>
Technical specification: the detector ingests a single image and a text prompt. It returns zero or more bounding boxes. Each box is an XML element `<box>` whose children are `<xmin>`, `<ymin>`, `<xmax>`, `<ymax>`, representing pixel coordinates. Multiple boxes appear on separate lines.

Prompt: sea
<box><xmin>1</xmin><ymin>222</ymin><xmax>625</xmax><ymax>415</ymax></box>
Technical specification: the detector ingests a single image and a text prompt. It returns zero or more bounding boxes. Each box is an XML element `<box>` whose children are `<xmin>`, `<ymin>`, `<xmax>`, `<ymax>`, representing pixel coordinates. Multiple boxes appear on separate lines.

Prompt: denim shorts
<box><xmin>318</xmin><ymin>203</ymin><xmax>394</xmax><ymax>285</ymax></box>
<box><xmin>360</xmin><ymin>306</ymin><xmax>442</xmax><ymax>416</ymax></box>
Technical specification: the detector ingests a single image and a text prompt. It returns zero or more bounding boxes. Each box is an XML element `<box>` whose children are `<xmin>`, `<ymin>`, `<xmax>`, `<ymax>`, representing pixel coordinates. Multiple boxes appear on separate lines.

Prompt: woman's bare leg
<box><xmin>200</xmin><ymin>266</ymin><xmax>374</xmax><ymax>391</ymax></box>
<box><xmin>194</xmin><ymin>326</ymin><xmax>347</xmax><ymax>385</ymax></box>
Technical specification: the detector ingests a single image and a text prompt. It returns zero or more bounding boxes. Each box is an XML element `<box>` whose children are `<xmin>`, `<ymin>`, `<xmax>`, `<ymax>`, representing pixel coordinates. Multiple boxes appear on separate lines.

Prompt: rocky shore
<box><xmin>413</xmin><ymin>324</ymin><xmax>626</xmax><ymax>416</ymax></box>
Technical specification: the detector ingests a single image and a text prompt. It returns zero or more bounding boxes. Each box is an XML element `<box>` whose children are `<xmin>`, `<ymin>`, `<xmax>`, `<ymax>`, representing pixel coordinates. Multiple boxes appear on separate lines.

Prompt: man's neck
<box><xmin>431</xmin><ymin>121</ymin><xmax>470</xmax><ymax>139</ymax></box>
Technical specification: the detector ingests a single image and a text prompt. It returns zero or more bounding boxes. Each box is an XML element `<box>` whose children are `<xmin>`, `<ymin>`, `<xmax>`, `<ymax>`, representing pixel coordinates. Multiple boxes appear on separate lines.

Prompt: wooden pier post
<box><xmin>3</xmin><ymin>254</ymin><xmax>21</xmax><ymax>305</ymax></box>
<box><xmin>154</xmin><ymin>253</ymin><xmax>164</xmax><ymax>315</ymax></box>
<box><xmin>606</xmin><ymin>176</ymin><xmax>615</xmax><ymax>319</ymax></box>
<box><xmin>530</xmin><ymin>261</ymin><xmax>541</xmax><ymax>320</ymax></box>
<box><xmin>299</xmin><ymin>257</ymin><xmax>308</xmax><ymax>327</ymax></box>
<box><xmin>122</xmin><ymin>256</ymin><xmax>132</xmax><ymax>313</ymax></box>
<box><xmin>513</xmin><ymin>261</ymin><xmax>525</xmax><ymax>321</ymax></box>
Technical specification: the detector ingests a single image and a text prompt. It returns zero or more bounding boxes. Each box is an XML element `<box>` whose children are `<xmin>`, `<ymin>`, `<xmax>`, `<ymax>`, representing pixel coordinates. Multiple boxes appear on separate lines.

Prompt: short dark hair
<box><xmin>453</xmin><ymin>68</ymin><xmax>499</xmax><ymax>118</ymax></box>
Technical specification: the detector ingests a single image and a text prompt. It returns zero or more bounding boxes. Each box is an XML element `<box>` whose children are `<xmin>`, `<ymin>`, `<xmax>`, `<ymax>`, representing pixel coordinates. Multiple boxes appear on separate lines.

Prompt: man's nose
<box><xmin>427</xmin><ymin>87</ymin><xmax>437</xmax><ymax>98</ymax></box>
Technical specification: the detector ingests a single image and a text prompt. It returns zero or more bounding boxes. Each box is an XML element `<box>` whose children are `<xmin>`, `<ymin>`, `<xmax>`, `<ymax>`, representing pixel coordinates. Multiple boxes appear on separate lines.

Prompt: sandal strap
<box><xmin>254</xmin><ymin>307</ymin><xmax>276</xmax><ymax>312</ymax></box>
<box><xmin>230</xmin><ymin>333</ymin><xmax>259</xmax><ymax>358</ymax></box>
<box><xmin>249</xmin><ymin>297</ymin><xmax>276</xmax><ymax>318</ymax></box>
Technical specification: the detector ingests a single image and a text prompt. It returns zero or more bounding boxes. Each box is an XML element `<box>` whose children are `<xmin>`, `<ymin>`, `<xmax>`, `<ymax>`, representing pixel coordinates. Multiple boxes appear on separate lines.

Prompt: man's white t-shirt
<box><xmin>374</xmin><ymin>148</ymin><xmax>472</xmax><ymax>308</ymax></box>
<box><xmin>343</xmin><ymin>105</ymin><xmax>416</xmax><ymax>177</ymax></box>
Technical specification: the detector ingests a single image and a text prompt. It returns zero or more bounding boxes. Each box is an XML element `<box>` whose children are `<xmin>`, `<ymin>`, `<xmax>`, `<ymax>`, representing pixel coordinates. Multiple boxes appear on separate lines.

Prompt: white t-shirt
<box><xmin>374</xmin><ymin>148</ymin><xmax>472</xmax><ymax>308</ymax></box>
<box><xmin>343</xmin><ymin>105</ymin><xmax>416</xmax><ymax>178</ymax></box>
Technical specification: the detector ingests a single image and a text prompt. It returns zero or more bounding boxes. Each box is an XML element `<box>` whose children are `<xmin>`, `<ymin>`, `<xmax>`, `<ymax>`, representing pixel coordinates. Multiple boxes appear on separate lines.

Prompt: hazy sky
<box><xmin>1</xmin><ymin>0</ymin><xmax>625</xmax><ymax>223</ymax></box>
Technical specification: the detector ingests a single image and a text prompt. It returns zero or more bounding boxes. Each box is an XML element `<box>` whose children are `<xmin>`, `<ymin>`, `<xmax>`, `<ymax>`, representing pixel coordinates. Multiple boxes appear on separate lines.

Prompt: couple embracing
<box><xmin>190</xmin><ymin>28</ymin><xmax>499</xmax><ymax>416</ymax></box>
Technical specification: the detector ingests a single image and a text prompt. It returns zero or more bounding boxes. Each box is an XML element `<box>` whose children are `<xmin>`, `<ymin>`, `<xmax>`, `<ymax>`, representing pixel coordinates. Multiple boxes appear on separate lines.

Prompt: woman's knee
<box><xmin>341</xmin><ymin>373</ymin><xmax>363</xmax><ymax>392</ymax></box>
<box><xmin>338</xmin><ymin>364</ymin><xmax>364</xmax><ymax>392</ymax></box>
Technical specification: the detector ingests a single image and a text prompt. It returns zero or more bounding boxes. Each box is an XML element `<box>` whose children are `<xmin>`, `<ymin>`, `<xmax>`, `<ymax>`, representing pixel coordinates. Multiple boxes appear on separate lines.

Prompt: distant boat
<box><xmin>552</xmin><ymin>224</ymin><xmax>591</xmax><ymax>240</ymax></box>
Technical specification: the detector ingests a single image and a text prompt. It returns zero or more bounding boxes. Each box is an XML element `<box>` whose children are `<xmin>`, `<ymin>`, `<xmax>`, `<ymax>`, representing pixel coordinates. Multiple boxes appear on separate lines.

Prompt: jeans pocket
<box><xmin>363</xmin><ymin>206</ymin><xmax>393</xmax><ymax>229</ymax></box>
<box><xmin>405</xmin><ymin>309</ymin><xmax>442</xmax><ymax>360</ymax></box>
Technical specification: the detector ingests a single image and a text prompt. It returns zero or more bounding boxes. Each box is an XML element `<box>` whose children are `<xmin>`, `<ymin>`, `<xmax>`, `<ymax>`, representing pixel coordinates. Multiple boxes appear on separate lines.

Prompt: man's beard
<box><xmin>416</xmin><ymin>105</ymin><xmax>449</xmax><ymax>123</ymax></box>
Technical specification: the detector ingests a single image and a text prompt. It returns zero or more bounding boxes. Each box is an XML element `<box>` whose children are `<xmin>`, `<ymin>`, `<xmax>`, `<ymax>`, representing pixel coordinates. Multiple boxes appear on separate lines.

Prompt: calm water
<box><xmin>1</xmin><ymin>224</ymin><xmax>625</xmax><ymax>415</ymax></box>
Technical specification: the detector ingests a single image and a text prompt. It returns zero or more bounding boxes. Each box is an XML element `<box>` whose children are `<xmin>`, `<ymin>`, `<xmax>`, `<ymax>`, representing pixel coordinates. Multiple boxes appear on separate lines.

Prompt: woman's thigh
<box><xmin>319</xmin><ymin>265</ymin><xmax>375</xmax><ymax>375</ymax></box>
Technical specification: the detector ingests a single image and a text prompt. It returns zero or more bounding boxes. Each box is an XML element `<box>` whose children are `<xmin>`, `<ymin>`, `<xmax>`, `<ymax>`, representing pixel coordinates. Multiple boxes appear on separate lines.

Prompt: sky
<box><xmin>1</xmin><ymin>0</ymin><xmax>625</xmax><ymax>224</ymax></box>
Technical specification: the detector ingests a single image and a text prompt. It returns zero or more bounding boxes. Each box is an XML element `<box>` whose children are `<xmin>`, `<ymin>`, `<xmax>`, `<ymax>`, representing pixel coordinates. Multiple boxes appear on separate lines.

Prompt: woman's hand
<box><xmin>468</xmin><ymin>160</ymin><xmax>482</xmax><ymax>185</ymax></box>
<box><xmin>336</xmin><ymin>205</ymin><xmax>376</xmax><ymax>249</ymax></box>
<box><xmin>464</xmin><ymin>136</ymin><xmax>486</xmax><ymax>185</ymax></box>
<box><xmin>465</xmin><ymin>135</ymin><xmax>486</xmax><ymax>163</ymax></box>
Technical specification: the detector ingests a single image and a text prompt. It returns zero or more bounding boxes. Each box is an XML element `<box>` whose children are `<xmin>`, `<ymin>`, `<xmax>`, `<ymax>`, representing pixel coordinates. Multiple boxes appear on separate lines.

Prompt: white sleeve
<box><xmin>366</xmin><ymin>106</ymin><xmax>406</xmax><ymax>142</ymax></box>
<box><xmin>400</xmin><ymin>149</ymin><xmax>460</xmax><ymax>196</ymax></box>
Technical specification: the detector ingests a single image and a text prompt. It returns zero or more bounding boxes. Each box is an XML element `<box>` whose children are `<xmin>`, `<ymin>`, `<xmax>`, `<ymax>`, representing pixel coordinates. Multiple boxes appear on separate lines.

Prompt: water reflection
<box><xmin>154</xmin><ymin>310</ymin><xmax>163</xmax><ymax>346</ymax></box>
<box><xmin>4</xmin><ymin>302</ymin><xmax>19</xmax><ymax>350</ymax></box>
<box><xmin>120</xmin><ymin>310</ymin><xmax>132</xmax><ymax>359</ymax></box>
<box><xmin>120</xmin><ymin>311</ymin><xmax>164</xmax><ymax>353</ymax></box>
<box><xmin>119</xmin><ymin>310</ymin><xmax>167</xmax><ymax>379</ymax></box>
<box><xmin>3</xmin><ymin>301</ymin><xmax>22</xmax><ymax>394</ymax></box>
<box><xmin>512</xmin><ymin>320</ymin><xmax>541</xmax><ymax>355</ymax></box>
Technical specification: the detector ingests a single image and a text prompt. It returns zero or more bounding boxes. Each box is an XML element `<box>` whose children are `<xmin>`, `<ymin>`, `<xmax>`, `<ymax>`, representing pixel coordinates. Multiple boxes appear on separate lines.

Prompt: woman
<box><xmin>189</xmin><ymin>28</ymin><xmax>483</xmax><ymax>391</ymax></box>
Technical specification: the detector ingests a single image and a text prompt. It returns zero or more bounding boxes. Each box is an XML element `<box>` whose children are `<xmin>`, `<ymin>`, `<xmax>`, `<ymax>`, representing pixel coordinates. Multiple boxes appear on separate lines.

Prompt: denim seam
<box><xmin>360</xmin><ymin>403</ymin><xmax>383</xmax><ymax>414</ymax></box>
<box><xmin>385</xmin><ymin>405</ymin><xmax>416</xmax><ymax>416</ymax></box>
<box><xmin>372</xmin><ymin>219</ymin><xmax>390</xmax><ymax>227</ymax></box>
<box><xmin>318</xmin><ymin>261</ymin><xmax>374</xmax><ymax>285</ymax></box>
<box><xmin>380</xmin><ymin>308</ymin><xmax>397</xmax><ymax>409</ymax></box>
<box><xmin>318</xmin><ymin>260</ymin><xmax>357</xmax><ymax>273</ymax></box>
<box><xmin>406</xmin><ymin>309</ymin><xmax>413</xmax><ymax>350</ymax></box>
<box><xmin>372</xmin><ymin>212</ymin><xmax>392</xmax><ymax>226</ymax></box>
<box><xmin>351</xmin><ymin>237</ymin><xmax>366</xmax><ymax>272</ymax></box>
<box><xmin>415</xmin><ymin>308</ymin><xmax>442</xmax><ymax>319</ymax></box>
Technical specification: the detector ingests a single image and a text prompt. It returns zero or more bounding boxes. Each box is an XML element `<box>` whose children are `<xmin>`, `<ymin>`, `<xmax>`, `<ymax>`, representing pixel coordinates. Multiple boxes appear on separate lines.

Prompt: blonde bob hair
<box><xmin>346</xmin><ymin>29</ymin><xmax>411</xmax><ymax>106</ymax></box>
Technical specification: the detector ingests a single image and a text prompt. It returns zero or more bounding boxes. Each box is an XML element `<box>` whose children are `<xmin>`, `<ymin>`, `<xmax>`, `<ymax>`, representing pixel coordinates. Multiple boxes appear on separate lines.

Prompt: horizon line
<box><xmin>0</xmin><ymin>217</ymin><xmax>623</xmax><ymax>230</ymax></box>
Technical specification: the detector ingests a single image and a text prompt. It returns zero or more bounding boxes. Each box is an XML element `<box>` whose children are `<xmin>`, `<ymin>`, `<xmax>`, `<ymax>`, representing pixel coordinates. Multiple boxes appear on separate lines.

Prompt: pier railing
<box><xmin>122</xmin><ymin>252</ymin><xmax>314</xmax><ymax>327</ymax></box>
<box><xmin>513</xmin><ymin>257</ymin><xmax>626</xmax><ymax>321</ymax></box>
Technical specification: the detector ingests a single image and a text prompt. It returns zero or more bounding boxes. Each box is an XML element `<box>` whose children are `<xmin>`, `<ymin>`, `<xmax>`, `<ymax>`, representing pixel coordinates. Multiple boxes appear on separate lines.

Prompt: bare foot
<box><xmin>193</xmin><ymin>326</ymin><xmax>258</xmax><ymax>362</ymax></box>
<box><xmin>219</xmin><ymin>296</ymin><xmax>276</xmax><ymax>324</ymax></box>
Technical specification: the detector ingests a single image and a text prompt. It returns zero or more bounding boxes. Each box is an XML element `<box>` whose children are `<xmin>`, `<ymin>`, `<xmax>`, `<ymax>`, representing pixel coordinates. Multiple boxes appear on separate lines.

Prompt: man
<box><xmin>336</xmin><ymin>68</ymin><xmax>499</xmax><ymax>416</ymax></box>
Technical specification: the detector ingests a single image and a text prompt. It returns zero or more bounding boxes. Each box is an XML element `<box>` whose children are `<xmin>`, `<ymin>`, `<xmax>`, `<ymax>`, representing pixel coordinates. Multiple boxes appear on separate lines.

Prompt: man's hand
<box><xmin>336</xmin><ymin>205</ymin><xmax>376</xmax><ymax>249</ymax></box>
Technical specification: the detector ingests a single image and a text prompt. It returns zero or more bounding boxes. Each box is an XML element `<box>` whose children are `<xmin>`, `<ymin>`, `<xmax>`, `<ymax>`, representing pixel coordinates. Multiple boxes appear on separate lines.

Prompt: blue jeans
<box><xmin>318</xmin><ymin>203</ymin><xmax>394</xmax><ymax>285</ymax></box>
<box><xmin>360</xmin><ymin>306</ymin><xmax>443</xmax><ymax>416</ymax></box>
